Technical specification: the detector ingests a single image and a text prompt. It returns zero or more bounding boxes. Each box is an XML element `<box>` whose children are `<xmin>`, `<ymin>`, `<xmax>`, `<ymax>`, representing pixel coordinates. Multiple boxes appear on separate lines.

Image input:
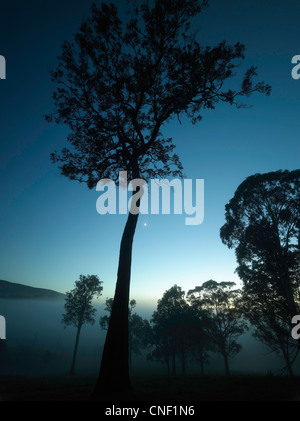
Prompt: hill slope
<box><xmin>0</xmin><ymin>280</ymin><xmax>65</xmax><ymax>300</ymax></box>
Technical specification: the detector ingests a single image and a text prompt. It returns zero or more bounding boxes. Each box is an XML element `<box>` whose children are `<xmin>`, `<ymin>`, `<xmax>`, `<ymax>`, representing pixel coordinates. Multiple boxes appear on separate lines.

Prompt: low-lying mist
<box><xmin>0</xmin><ymin>298</ymin><xmax>299</xmax><ymax>377</ymax></box>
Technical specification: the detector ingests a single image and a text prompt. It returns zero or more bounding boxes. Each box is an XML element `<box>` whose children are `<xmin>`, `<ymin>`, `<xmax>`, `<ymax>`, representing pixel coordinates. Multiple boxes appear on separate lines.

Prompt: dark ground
<box><xmin>0</xmin><ymin>374</ymin><xmax>300</xmax><ymax>401</ymax></box>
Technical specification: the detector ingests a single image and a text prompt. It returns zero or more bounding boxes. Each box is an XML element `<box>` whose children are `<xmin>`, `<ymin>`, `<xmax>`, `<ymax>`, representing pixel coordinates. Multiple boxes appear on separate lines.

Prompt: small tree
<box><xmin>62</xmin><ymin>274</ymin><xmax>103</xmax><ymax>375</ymax></box>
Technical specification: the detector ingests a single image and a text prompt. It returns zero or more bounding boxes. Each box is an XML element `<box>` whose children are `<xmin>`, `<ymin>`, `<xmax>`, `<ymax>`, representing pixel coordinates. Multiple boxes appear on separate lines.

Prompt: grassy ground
<box><xmin>0</xmin><ymin>374</ymin><xmax>300</xmax><ymax>401</ymax></box>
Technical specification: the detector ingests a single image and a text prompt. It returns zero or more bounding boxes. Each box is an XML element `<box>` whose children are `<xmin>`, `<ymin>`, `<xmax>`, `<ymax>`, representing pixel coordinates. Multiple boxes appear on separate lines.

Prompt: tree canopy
<box><xmin>62</xmin><ymin>274</ymin><xmax>103</xmax><ymax>328</ymax></box>
<box><xmin>46</xmin><ymin>0</ymin><xmax>271</xmax><ymax>186</ymax></box>
<box><xmin>220</xmin><ymin>170</ymin><xmax>300</xmax><ymax>320</ymax></box>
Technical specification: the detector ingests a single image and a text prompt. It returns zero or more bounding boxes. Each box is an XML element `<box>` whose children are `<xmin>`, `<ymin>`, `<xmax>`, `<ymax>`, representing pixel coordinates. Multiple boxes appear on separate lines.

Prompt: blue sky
<box><xmin>0</xmin><ymin>0</ymin><xmax>300</xmax><ymax>312</ymax></box>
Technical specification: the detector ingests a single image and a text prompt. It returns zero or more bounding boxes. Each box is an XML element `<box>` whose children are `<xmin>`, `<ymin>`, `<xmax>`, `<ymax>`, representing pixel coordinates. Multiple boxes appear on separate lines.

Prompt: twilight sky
<box><xmin>0</xmin><ymin>0</ymin><xmax>300</xmax><ymax>311</ymax></box>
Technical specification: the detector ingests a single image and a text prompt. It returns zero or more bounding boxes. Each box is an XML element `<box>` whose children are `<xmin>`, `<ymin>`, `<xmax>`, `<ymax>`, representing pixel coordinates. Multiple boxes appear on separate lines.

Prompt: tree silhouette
<box><xmin>129</xmin><ymin>312</ymin><xmax>153</xmax><ymax>370</ymax></box>
<box><xmin>239</xmin><ymin>285</ymin><xmax>299</xmax><ymax>376</ymax></box>
<box><xmin>189</xmin><ymin>280</ymin><xmax>247</xmax><ymax>375</ymax></box>
<box><xmin>150</xmin><ymin>284</ymin><xmax>191</xmax><ymax>375</ymax></box>
<box><xmin>187</xmin><ymin>289</ymin><xmax>215</xmax><ymax>375</ymax></box>
<box><xmin>220</xmin><ymin>170</ymin><xmax>300</xmax><ymax>348</ymax></box>
<box><xmin>62</xmin><ymin>274</ymin><xmax>102</xmax><ymax>375</ymax></box>
<box><xmin>147</xmin><ymin>340</ymin><xmax>172</xmax><ymax>375</ymax></box>
<box><xmin>99</xmin><ymin>297</ymin><xmax>114</xmax><ymax>332</ymax></box>
<box><xmin>46</xmin><ymin>0</ymin><xmax>270</xmax><ymax>394</ymax></box>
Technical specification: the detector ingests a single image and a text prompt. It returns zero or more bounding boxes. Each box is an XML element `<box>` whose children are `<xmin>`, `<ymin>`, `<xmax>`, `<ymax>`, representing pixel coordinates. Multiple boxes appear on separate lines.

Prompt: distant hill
<box><xmin>0</xmin><ymin>280</ymin><xmax>65</xmax><ymax>300</ymax></box>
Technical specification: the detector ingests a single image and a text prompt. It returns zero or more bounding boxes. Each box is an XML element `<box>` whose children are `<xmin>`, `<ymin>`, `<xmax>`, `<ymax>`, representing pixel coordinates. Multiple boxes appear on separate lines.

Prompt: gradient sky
<box><xmin>0</xmin><ymin>0</ymin><xmax>300</xmax><ymax>312</ymax></box>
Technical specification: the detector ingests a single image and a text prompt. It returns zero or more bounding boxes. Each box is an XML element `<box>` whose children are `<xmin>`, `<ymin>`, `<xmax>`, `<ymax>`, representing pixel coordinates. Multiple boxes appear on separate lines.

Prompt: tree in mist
<box><xmin>62</xmin><ymin>274</ymin><xmax>102</xmax><ymax>375</ymax></box>
<box><xmin>150</xmin><ymin>285</ymin><xmax>192</xmax><ymax>374</ymax></box>
<box><xmin>147</xmin><ymin>340</ymin><xmax>172</xmax><ymax>374</ymax></box>
<box><xmin>129</xmin><ymin>311</ymin><xmax>153</xmax><ymax>369</ymax></box>
<box><xmin>100</xmin><ymin>297</ymin><xmax>152</xmax><ymax>369</ymax></box>
<box><xmin>239</xmin><ymin>280</ymin><xmax>299</xmax><ymax>376</ymax></box>
<box><xmin>175</xmin><ymin>309</ymin><xmax>197</xmax><ymax>375</ymax></box>
<box><xmin>190</xmin><ymin>280</ymin><xmax>248</xmax><ymax>375</ymax></box>
<box><xmin>99</xmin><ymin>298</ymin><xmax>114</xmax><ymax>332</ymax></box>
<box><xmin>187</xmin><ymin>289</ymin><xmax>215</xmax><ymax>375</ymax></box>
<box><xmin>220</xmin><ymin>170</ymin><xmax>300</xmax><ymax>349</ymax></box>
<box><xmin>46</xmin><ymin>0</ymin><xmax>270</xmax><ymax>394</ymax></box>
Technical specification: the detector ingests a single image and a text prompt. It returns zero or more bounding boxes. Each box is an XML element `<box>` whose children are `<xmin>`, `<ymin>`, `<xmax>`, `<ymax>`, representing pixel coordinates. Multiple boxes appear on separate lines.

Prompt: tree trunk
<box><xmin>274</xmin><ymin>229</ymin><xmax>300</xmax><ymax>349</ymax></box>
<box><xmin>287</xmin><ymin>360</ymin><xmax>294</xmax><ymax>377</ymax></box>
<box><xmin>281</xmin><ymin>276</ymin><xmax>300</xmax><ymax>349</ymax></box>
<box><xmin>172</xmin><ymin>350</ymin><xmax>176</xmax><ymax>375</ymax></box>
<box><xmin>92</xmin><ymin>163</ymin><xmax>141</xmax><ymax>397</ymax></box>
<box><xmin>129</xmin><ymin>329</ymin><xmax>133</xmax><ymax>372</ymax></box>
<box><xmin>223</xmin><ymin>353</ymin><xmax>230</xmax><ymax>376</ymax></box>
<box><xmin>181</xmin><ymin>349</ymin><xmax>186</xmax><ymax>375</ymax></box>
<box><xmin>70</xmin><ymin>324</ymin><xmax>82</xmax><ymax>376</ymax></box>
<box><xmin>282</xmin><ymin>348</ymin><xmax>294</xmax><ymax>377</ymax></box>
<box><xmin>200</xmin><ymin>356</ymin><xmax>204</xmax><ymax>376</ymax></box>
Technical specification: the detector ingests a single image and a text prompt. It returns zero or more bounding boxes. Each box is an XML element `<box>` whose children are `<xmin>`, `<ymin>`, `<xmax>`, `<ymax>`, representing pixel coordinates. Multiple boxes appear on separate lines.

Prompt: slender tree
<box><xmin>62</xmin><ymin>274</ymin><xmax>102</xmax><ymax>375</ymax></box>
<box><xmin>46</xmin><ymin>0</ymin><xmax>270</xmax><ymax>394</ymax></box>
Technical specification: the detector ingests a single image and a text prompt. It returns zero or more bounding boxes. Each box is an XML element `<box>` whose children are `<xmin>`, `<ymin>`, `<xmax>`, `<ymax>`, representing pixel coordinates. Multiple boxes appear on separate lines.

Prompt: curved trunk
<box><xmin>93</xmin><ymin>163</ymin><xmax>141</xmax><ymax>397</ymax></box>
